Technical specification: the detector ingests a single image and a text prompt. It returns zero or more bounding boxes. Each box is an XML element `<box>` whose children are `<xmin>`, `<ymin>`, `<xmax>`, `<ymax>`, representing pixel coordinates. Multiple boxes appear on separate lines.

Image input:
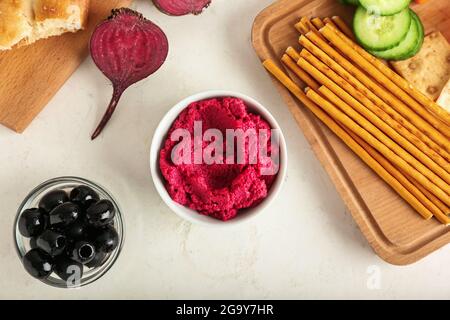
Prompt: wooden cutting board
<box><xmin>252</xmin><ymin>0</ymin><xmax>450</xmax><ymax>265</ymax></box>
<box><xmin>0</xmin><ymin>0</ymin><xmax>132</xmax><ymax>133</ymax></box>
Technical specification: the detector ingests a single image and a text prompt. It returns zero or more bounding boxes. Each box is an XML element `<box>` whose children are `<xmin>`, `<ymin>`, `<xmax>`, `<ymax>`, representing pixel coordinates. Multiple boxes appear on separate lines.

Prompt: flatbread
<box><xmin>391</xmin><ymin>31</ymin><xmax>450</xmax><ymax>101</ymax></box>
<box><xmin>0</xmin><ymin>0</ymin><xmax>89</xmax><ymax>51</ymax></box>
<box><xmin>437</xmin><ymin>78</ymin><xmax>450</xmax><ymax>112</ymax></box>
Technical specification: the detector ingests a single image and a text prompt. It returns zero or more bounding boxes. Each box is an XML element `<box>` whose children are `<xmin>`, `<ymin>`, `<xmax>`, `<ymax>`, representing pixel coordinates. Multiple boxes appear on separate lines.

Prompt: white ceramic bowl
<box><xmin>150</xmin><ymin>91</ymin><xmax>287</xmax><ymax>227</ymax></box>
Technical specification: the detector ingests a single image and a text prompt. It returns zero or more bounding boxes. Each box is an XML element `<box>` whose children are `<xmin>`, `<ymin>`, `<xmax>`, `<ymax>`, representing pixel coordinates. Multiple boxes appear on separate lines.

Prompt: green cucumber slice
<box><xmin>353</xmin><ymin>6</ymin><xmax>412</xmax><ymax>51</ymax></box>
<box><xmin>340</xmin><ymin>0</ymin><xmax>360</xmax><ymax>5</ymax></box>
<box><xmin>399</xmin><ymin>11</ymin><xmax>424</xmax><ymax>60</ymax></box>
<box><xmin>369</xmin><ymin>10</ymin><xmax>421</xmax><ymax>60</ymax></box>
<box><xmin>359</xmin><ymin>0</ymin><xmax>411</xmax><ymax>16</ymax></box>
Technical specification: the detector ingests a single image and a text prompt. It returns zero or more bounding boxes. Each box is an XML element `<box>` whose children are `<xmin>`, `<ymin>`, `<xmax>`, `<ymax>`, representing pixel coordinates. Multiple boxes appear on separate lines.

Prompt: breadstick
<box><xmin>286</xmin><ymin>46</ymin><xmax>300</xmax><ymax>62</ymax></box>
<box><xmin>303</xmin><ymin>32</ymin><xmax>450</xmax><ymax>154</ymax></box>
<box><xmin>299</xmin><ymin>48</ymin><xmax>450</xmax><ymax>174</ymax></box>
<box><xmin>320</xmin><ymin>25</ymin><xmax>450</xmax><ymax>133</ymax></box>
<box><xmin>282</xmin><ymin>54</ymin><xmax>319</xmax><ymax>90</ymax></box>
<box><xmin>298</xmin><ymin>17</ymin><xmax>326</xmax><ymax>41</ymax></box>
<box><xmin>317</xmin><ymin>82</ymin><xmax>450</xmax><ymax>186</ymax></box>
<box><xmin>406</xmin><ymin>173</ymin><xmax>450</xmax><ymax>216</ymax></box>
<box><xmin>311</xmin><ymin>17</ymin><xmax>325</xmax><ymax>29</ymax></box>
<box><xmin>295</xmin><ymin>21</ymin><xmax>309</xmax><ymax>34</ymax></box>
<box><xmin>263</xmin><ymin>60</ymin><xmax>306</xmax><ymax>100</ymax></box>
<box><xmin>319</xmin><ymin>82</ymin><xmax>450</xmax><ymax>184</ymax></box>
<box><xmin>331</xmin><ymin>16</ymin><xmax>355</xmax><ymax>40</ymax></box>
<box><xmin>301</xmin><ymin>17</ymin><xmax>319</xmax><ymax>33</ymax></box>
<box><xmin>323</xmin><ymin>17</ymin><xmax>338</xmax><ymax>30</ymax></box>
<box><xmin>299</xmin><ymin>35</ymin><xmax>450</xmax><ymax>163</ymax></box>
<box><xmin>345</xmin><ymin>124</ymin><xmax>449</xmax><ymax>222</ymax></box>
<box><xmin>297</xmin><ymin>54</ymin><xmax>450</xmax><ymax>187</ymax></box>
<box><xmin>303</xmin><ymin>86</ymin><xmax>450</xmax><ymax>205</ymax></box>
<box><xmin>328</xmin><ymin>24</ymin><xmax>450</xmax><ymax>126</ymax></box>
<box><xmin>262</xmin><ymin>59</ymin><xmax>437</xmax><ymax>221</ymax></box>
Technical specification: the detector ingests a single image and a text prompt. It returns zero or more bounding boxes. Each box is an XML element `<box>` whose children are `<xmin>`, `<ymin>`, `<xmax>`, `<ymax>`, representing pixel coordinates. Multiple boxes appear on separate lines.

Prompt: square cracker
<box><xmin>391</xmin><ymin>31</ymin><xmax>450</xmax><ymax>101</ymax></box>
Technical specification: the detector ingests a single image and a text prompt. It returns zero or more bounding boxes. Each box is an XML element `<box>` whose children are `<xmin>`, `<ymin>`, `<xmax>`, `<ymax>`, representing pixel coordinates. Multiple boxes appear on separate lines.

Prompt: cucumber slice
<box><xmin>359</xmin><ymin>0</ymin><xmax>411</xmax><ymax>16</ymax></box>
<box><xmin>340</xmin><ymin>0</ymin><xmax>359</xmax><ymax>5</ymax></box>
<box><xmin>369</xmin><ymin>10</ymin><xmax>420</xmax><ymax>60</ymax></box>
<box><xmin>353</xmin><ymin>6</ymin><xmax>412</xmax><ymax>51</ymax></box>
<box><xmin>400</xmin><ymin>11</ymin><xmax>424</xmax><ymax>60</ymax></box>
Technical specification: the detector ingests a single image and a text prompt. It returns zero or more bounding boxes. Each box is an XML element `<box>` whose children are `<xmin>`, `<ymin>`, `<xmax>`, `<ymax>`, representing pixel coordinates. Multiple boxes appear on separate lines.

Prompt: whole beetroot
<box><xmin>90</xmin><ymin>8</ymin><xmax>169</xmax><ymax>140</ymax></box>
<box><xmin>153</xmin><ymin>0</ymin><xmax>211</xmax><ymax>16</ymax></box>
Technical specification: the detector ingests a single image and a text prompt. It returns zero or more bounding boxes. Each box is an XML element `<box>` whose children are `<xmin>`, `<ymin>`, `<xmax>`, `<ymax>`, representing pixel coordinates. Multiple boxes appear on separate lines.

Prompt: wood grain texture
<box><xmin>252</xmin><ymin>0</ymin><xmax>450</xmax><ymax>265</ymax></box>
<box><xmin>0</xmin><ymin>0</ymin><xmax>132</xmax><ymax>133</ymax></box>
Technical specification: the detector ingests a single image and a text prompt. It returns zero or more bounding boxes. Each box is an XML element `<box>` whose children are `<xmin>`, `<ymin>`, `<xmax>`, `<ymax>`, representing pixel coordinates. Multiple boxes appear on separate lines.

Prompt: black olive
<box><xmin>39</xmin><ymin>190</ymin><xmax>69</xmax><ymax>213</ymax></box>
<box><xmin>69</xmin><ymin>241</ymin><xmax>96</xmax><ymax>264</ymax></box>
<box><xmin>54</xmin><ymin>257</ymin><xmax>84</xmax><ymax>283</ymax></box>
<box><xmin>49</xmin><ymin>202</ymin><xmax>80</xmax><ymax>227</ymax></box>
<box><xmin>18</xmin><ymin>208</ymin><xmax>47</xmax><ymax>238</ymax></box>
<box><xmin>85</xmin><ymin>251</ymin><xmax>108</xmax><ymax>269</ymax></box>
<box><xmin>22</xmin><ymin>249</ymin><xmax>53</xmax><ymax>279</ymax></box>
<box><xmin>64</xmin><ymin>219</ymin><xmax>87</xmax><ymax>240</ymax></box>
<box><xmin>36</xmin><ymin>230</ymin><xmax>66</xmax><ymax>257</ymax></box>
<box><xmin>70</xmin><ymin>185</ymin><xmax>100</xmax><ymax>210</ymax></box>
<box><xmin>93</xmin><ymin>225</ymin><xmax>119</xmax><ymax>253</ymax></box>
<box><xmin>86</xmin><ymin>200</ymin><xmax>115</xmax><ymax>227</ymax></box>
<box><xmin>29</xmin><ymin>237</ymin><xmax>38</xmax><ymax>249</ymax></box>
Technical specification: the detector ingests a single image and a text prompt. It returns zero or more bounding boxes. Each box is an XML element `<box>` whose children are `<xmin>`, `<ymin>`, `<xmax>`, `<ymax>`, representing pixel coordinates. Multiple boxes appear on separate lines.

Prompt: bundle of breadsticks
<box><xmin>263</xmin><ymin>16</ymin><xmax>450</xmax><ymax>225</ymax></box>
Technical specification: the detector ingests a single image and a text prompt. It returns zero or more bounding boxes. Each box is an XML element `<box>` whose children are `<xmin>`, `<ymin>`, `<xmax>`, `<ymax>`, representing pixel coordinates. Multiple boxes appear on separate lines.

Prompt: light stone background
<box><xmin>0</xmin><ymin>0</ymin><xmax>448</xmax><ymax>299</ymax></box>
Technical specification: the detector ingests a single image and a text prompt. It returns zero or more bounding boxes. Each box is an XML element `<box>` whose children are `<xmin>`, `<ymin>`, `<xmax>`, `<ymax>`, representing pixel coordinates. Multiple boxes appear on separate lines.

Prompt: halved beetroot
<box><xmin>90</xmin><ymin>8</ymin><xmax>169</xmax><ymax>140</ymax></box>
<box><xmin>153</xmin><ymin>0</ymin><xmax>211</xmax><ymax>16</ymax></box>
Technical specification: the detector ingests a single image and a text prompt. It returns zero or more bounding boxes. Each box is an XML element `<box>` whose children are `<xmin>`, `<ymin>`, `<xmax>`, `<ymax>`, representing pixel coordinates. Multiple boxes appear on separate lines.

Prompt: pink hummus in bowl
<box><xmin>150</xmin><ymin>91</ymin><xmax>287</xmax><ymax>226</ymax></box>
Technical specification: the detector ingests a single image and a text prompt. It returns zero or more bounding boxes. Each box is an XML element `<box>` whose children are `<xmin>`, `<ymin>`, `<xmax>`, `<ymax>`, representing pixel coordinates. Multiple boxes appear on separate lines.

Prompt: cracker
<box><xmin>437</xmin><ymin>78</ymin><xmax>450</xmax><ymax>112</ymax></box>
<box><xmin>391</xmin><ymin>31</ymin><xmax>450</xmax><ymax>101</ymax></box>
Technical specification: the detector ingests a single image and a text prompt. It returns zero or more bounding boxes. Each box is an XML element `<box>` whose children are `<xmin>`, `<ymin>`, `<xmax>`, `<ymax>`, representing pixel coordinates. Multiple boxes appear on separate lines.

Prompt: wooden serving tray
<box><xmin>252</xmin><ymin>0</ymin><xmax>450</xmax><ymax>265</ymax></box>
<box><xmin>0</xmin><ymin>0</ymin><xmax>132</xmax><ymax>133</ymax></box>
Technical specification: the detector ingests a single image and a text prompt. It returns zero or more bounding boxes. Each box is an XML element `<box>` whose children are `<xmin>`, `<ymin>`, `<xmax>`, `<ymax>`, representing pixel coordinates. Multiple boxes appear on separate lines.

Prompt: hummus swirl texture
<box><xmin>159</xmin><ymin>97</ymin><xmax>278</xmax><ymax>221</ymax></box>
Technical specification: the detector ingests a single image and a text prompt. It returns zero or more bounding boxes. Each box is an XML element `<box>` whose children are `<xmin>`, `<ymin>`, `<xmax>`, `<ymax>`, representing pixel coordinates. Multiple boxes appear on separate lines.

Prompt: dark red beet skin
<box><xmin>153</xmin><ymin>0</ymin><xmax>211</xmax><ymax>16</ymax></box>
<box><xmin>90</xmin><ymin>8</ymin><xmax>169</xmax><ymax>140</ymax></box>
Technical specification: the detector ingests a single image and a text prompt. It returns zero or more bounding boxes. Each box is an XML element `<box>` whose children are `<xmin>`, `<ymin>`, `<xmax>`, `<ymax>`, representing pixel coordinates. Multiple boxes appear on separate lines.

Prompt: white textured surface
<box><xmin>0</xmin><ymin>0</ymin><xmax>448</xmax><ymax>299</ymax></box>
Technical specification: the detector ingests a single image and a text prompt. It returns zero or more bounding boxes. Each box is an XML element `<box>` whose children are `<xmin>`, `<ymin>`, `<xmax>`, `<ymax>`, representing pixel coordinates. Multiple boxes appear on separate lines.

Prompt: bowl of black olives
<box><xmin>14</xmin><ymin>177</ymin><xmax>124</xmax><ymax>288</ymax></box>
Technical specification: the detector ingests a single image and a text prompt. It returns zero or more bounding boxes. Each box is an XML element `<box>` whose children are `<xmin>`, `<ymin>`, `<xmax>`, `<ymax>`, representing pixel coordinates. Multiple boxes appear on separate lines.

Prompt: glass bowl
<box><xmin>14</xmin><ymin>176</ymin><xmax>124</xmax><ymax>288</ymax></box>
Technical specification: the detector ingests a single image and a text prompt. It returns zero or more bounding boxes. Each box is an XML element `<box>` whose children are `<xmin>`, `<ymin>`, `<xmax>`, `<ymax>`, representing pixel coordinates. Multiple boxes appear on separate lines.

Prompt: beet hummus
<box><xmin>159</xmin><ymin>97</ymin><xmax>279</xmax><ymax>221</ymax></box>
